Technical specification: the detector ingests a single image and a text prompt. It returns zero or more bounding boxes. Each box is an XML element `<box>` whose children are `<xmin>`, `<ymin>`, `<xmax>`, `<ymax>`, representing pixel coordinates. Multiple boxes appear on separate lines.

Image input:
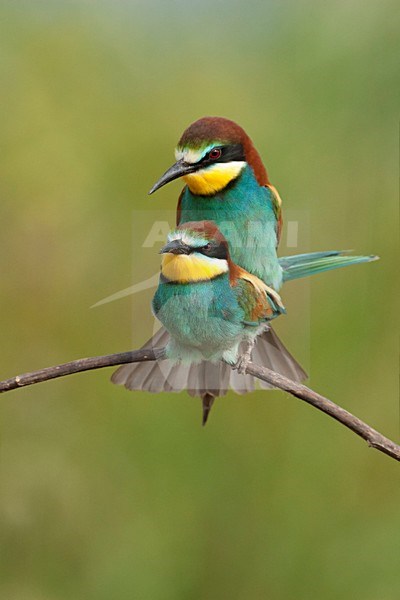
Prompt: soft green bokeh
<box><xmin>1</xmin><ymin>2</ymin><xmax>398</xmax><ymax>599</ymax></box>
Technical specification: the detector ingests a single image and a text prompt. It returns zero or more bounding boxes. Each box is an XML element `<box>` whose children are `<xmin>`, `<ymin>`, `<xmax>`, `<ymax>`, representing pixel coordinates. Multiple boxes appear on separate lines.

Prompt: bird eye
<box><xmin>202</xmin><ymin>243</ymin><xmax>212</xmax><ymax>251</ymax></box>
<box><xmin>209</xmin><ymin>148</ymin><xmax>222</xmax><ymax>160</ymax></box>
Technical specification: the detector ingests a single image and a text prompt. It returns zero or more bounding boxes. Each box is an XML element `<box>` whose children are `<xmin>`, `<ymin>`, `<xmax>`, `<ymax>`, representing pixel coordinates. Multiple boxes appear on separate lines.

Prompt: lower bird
<box><xmin>154</xmin><ymin>220</ymin><xmax>285</xmax><ymax>363</ymax></box>
<box><xmin>112</xmin><ymin>239</ymin><xmax>378</xmax><ymax>425</ymax></box>
<box><xmin>114</xmin><ymin>221</ymin><xmax>286</xmax><ymax>424</ymax></box>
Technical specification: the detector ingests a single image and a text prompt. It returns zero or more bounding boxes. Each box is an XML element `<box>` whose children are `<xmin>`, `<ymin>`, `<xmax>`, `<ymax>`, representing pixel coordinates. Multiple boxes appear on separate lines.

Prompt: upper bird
<box><xmin>148</xmin><ymin>116</ymin><xmax>375</xmax><ymax>289</ymax></box>
<box><xmin>149</xmin><ymin>116</ymin><xmax>284</xmax><ymax>291</ymax></box>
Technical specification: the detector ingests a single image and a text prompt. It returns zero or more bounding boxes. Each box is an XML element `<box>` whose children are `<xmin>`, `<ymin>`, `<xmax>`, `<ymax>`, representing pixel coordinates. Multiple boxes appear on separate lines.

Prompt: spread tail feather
<box><xmin>280</xmin><ymin>251</ymin><xmax>378</xmax><ymax>282</ymax></box>
<box><xmin>111</xmin><ymin>327</ymin><xmax>307</xmax><ymax>424</ymax></box>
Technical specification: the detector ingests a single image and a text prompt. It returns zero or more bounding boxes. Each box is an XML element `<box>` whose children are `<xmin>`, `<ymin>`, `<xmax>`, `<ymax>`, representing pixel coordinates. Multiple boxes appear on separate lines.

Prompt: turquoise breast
<box><xmin>152</xmin><ymin>274</ymin><xmax>246</xmax><ymax>360</ymax></box>
<box><xmin>178</xmin><ymin>166</ymin><xmax>283</xmax><ymax>290</ymax></box>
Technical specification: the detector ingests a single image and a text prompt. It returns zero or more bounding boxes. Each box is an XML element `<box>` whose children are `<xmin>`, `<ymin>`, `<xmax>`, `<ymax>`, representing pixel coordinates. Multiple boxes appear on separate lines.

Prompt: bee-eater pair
<box><xmin>112</xmin><ymin>117</ymin><xmax>377</xmax><ymax>424</ymax></box>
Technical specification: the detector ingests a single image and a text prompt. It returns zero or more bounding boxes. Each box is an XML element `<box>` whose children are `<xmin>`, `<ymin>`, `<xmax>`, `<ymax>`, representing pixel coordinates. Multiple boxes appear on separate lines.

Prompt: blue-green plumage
<box><xmin>179</xmin><ymin>165</ymin><xmax>283</xmax><ymax>290</ymax></box>
<box><xmin>179</xmin><ymin>167</ymin><xmax>378</xmax><ymax>289</ymax></box>
<box><xmin>280</xmin><ymin>250</ymin><xmax>378</xmax><ymax>282</ymax></box>
<box><xmin>153</xmin><ymin>274</ymin><xmax>247</xmax><ymax>364</ymax></box>
<box><xmin>152</xmin><ymin>223</ymin><xmax>284</xmax><ymax>366</ymax></box>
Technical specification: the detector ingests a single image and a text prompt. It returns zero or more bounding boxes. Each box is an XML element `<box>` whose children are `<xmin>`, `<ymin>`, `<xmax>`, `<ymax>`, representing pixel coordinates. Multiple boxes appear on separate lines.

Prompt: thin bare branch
<box><xmin>0</xmin><ymin>347</ymin><xmax>398</xmax><ymax>462</ymax></box>
<box><xmin>0</xmin><ymin>348</ymin><xmax>165</xmax><ymax>392</ymax></box>
<box><xmin>244</xmin><ymin>363</ymin><xmax>400</xmax><ymax>462</ymax></box>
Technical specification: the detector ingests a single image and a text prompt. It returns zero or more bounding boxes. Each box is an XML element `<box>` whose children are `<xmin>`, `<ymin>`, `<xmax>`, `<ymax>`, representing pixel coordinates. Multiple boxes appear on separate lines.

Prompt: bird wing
<box><xmin>233</xmin><ymin>267</ymin><xmax>286</xmax><ymax>325</ymax></box>
<box><xmin>266</xmin><ymin>184</ymin><xmax>283</xmax><ymax>245</ymax></box>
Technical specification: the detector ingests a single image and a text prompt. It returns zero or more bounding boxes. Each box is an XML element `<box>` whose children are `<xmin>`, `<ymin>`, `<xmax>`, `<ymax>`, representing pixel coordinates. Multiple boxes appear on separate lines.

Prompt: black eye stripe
<box><xmin>200</xmin><ymin>143</ymin><xmax>245</xmax><ymax>165</ymax></box>
<box><xmin>197</xmin><ymin>242</ymin><xmax>228</xmax><ymax>259</ymax></box>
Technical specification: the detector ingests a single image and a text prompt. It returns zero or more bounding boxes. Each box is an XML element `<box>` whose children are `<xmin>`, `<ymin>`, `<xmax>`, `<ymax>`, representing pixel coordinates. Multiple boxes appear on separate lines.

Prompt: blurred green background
<box><xmin>1</xmin><ymin>1</ymin><xmax>399</xmax><ymax>598</ymax></box>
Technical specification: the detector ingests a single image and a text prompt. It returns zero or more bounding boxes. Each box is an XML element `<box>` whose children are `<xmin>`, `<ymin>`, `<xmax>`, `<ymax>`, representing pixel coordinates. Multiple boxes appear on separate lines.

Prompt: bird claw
<box><xmin>234</xmin><ymin>339</ymin><xmax>256</xmax><ymax>374</ymax></box>
<box><xmin>234</xmin><ymin>356</ymin><xmax>249</xmax><ymax>374</ymax></box>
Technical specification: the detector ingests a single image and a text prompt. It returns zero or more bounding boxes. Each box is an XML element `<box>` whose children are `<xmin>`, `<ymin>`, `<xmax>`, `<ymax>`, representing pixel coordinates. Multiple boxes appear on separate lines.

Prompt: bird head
<box><xmin>149</xmin><ymin>117</ymin><xmax>269</xmax><ymax>196</ymax></box>
<box><xmin>160</xmin><ymin>221</ymin><xmax>231</xmax><ymax>283</ymax></box>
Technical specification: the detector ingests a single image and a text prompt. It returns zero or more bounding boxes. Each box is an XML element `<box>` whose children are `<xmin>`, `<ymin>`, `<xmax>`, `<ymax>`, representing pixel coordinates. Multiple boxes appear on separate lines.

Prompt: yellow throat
<box><xmin>183</xmin><ymin>162</ymin><xmax>245</xmax><ymax>195</ymax></box>
<box><xmin>161</xmin><ymin>253</ymin><xmax>228</xmax><ymax>283</ymax></box>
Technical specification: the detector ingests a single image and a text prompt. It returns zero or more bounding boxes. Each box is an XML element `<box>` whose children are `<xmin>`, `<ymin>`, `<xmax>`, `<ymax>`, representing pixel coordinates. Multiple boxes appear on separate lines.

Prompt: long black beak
<box><xmin>149</xmin><ymin>159</ymin><xmax>197</xmax><ymax>195</ymax></box>
<box><xmin>160</xmin><ymin>239</ymin><xmax>192</xmax><ymax>255</ymax></box>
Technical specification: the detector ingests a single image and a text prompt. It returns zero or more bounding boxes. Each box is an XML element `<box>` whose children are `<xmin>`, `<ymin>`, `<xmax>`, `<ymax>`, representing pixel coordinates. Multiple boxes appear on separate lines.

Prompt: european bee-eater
<box><xmin>113</xmin><ymin>117</ymin><xmax>377</xmax><ymax>423</ymax></box>
<box><xmin>115</xmin><ymin>221</ymin><xmax>285</xmax><ymax>424</ymax></box>
<box><xmin>153</xmin><ymin>221</ymin><xmax>284</xmax><ymax>363</ymax></box>
<box><xmin>149</xmin><ymin>116</ymin><xmax>284</xmax><ymax>290</ymax></box>
<box><xmin>148</xmin><ymin>116</ymin><xmax>376</xmax><ymax>288</ymax></box>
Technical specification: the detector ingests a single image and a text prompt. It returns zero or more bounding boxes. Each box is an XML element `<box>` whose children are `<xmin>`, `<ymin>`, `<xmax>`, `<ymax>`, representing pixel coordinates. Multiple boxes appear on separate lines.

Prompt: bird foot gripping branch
<box><xmin>234</xmin><ymin>339</ymin><xmax>257</xmax><ymax>375</ymax></box>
